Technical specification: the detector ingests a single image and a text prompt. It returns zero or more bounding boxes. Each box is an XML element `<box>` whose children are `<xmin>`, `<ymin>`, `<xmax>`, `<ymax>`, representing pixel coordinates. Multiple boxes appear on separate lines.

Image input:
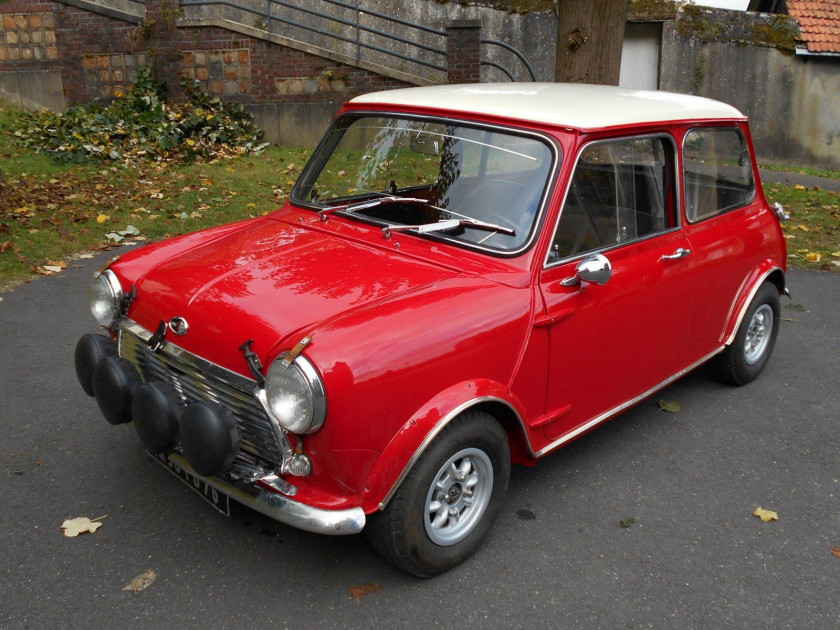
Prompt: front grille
<box><xmin>119</xmin><ymin>322</ymin><xmax>287</xmax><ymax>467</ymax></box>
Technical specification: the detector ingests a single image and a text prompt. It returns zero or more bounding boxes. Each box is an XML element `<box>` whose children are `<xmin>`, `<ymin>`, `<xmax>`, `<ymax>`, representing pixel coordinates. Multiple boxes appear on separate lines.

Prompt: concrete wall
<box><xmin>659</xmin><ymin>7</ymin><xmax>840</xmax><ymax>170</ymax></box>
<box><xmin>180</xmin><ymin>0</ymin><xmax>556</xmax><ymax>83</ymax></box>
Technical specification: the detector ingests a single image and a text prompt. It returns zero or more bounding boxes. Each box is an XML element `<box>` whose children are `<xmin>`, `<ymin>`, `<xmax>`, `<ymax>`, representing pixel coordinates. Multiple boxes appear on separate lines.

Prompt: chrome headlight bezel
<box><xmin>263</xmin><ymin>353</ymin><xmax>326</xmax><ymax>435</ymax></box>
<box><xmin>89</xmin><ymin>269</ymin><xmax>124</xmax><ymax>330</ymax></box>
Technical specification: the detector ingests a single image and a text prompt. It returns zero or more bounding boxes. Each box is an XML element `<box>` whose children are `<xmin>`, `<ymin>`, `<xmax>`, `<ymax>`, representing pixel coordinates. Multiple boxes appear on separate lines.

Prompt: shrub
<box><xmin>14</xmin><ymin>68</ymin><xmax>268</xmax><ymax>163</ymax></box>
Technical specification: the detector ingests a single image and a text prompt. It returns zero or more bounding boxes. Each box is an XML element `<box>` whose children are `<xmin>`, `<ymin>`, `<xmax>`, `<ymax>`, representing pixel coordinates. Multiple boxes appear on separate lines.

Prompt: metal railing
<box><xmin>179</xmin><ymin>0</ymin><xmax>535</xmax><ymax>81</ymax></box>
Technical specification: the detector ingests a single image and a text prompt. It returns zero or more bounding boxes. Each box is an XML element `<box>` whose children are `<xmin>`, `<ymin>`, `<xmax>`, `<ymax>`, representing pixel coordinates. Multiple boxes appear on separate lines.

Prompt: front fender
<box><xmin>358</xmin><ymin>379</ymin><xmax>527</xmax><ymax>514</ymax></box>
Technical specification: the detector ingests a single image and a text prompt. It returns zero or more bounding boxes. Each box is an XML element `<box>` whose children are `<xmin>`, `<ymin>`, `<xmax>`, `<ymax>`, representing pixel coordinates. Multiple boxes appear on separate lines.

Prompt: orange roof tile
<box><xmin>788</xmin><ymin>0</ymin><xmax>840</xmax><ymax>53</ymax></box>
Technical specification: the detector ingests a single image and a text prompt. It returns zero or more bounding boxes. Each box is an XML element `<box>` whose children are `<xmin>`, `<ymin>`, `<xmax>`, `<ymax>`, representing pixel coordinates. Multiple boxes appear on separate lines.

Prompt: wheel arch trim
<box><xmin>722</xmin><ymin>265</ymin><xmax>785</xmax><ymax>347</ymax></box>
<box><xmin>375</xmin><ymin>395</ymin><xmax>528</xmax><ymax>511</ymax></box>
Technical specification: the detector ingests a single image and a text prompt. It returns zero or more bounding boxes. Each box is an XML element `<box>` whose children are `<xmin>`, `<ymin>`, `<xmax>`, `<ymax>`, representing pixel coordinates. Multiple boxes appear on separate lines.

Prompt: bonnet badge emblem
<box><xmin>168</xmin><ymin>317</ymin><xmax>189</xmax><ymax>336</ymax></box>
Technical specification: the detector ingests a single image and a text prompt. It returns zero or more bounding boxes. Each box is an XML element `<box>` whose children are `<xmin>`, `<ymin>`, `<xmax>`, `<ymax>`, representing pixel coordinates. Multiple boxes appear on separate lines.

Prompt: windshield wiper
<box><xmin>382</xmin><ymin>218</ymin><xmax>515</xmax><ymax>239</ymax></box>
<box><xmin>317</xmin><ymin>195</ymin><xmax>428</xmax><ymax>220</ymax></box>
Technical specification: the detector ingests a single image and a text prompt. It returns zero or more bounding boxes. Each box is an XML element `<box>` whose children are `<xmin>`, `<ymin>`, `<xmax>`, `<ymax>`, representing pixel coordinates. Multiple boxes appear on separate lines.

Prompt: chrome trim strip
<box><xmin>377</xmin><ymin>396</ymin><xmax>527</xmax><ymax>510</ymax></box>
<box><xmin>293</xmin><ymin>111</ymin><xmax>563</xmax><ymax>258</ymax></box>
<box><xmin>163</xmin><ymin>452</ymin><xmax>365</xmax><ymax>535</ymax></box>
<box><xmin>534</xmin><ymin>347</ymin><xmax>723</xmax><ymax>458</ymax></box>
<box><xmin>544</xmin><ymin>132</ymin><xmax>683</xmax><ymax>270</ymax></box>
<box><xmin>723</xmin><ymin>267</ymin><xmax>782</xmax><ymax>347</ymax></box>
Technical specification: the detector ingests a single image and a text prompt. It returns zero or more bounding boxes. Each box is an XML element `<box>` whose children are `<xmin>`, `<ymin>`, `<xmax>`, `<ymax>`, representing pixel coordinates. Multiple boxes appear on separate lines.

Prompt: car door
<box><xmin>534</xmin><ymin>134</ymin><xmax>697</xmax><ymax>449</ymax></box>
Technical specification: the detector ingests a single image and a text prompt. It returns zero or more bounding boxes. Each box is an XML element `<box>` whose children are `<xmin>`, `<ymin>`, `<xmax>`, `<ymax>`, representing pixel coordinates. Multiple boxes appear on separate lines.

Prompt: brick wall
<box><xmin>0</xmin><ymin>0</ymin><xmax>412</xmax><ymax>109</ymax></box>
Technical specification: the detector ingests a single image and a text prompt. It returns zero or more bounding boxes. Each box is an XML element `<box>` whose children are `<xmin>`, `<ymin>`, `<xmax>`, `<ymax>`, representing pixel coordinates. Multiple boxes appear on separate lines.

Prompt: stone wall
<box><xmin>659</xmin><ymin>6</ymin><xmax>840</xmax><ymax>170</ymax></box>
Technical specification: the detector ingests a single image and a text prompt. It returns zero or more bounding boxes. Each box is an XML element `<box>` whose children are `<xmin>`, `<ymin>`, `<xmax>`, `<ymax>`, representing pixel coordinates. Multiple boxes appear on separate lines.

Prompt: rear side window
<box><xmin>683</xmin><ymin>127</ymin><xmax>755</xmax><ymax>222</ymax></box>
<box><xmin>548</xmin><ymin>135</ymin><xmax>677</xmax><ymax>263</ymax></box>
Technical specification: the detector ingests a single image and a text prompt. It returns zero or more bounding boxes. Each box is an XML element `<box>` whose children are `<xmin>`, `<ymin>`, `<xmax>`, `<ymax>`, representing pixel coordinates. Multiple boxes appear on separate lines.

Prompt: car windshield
<box><xmin>292</xmin><ymin>114</ymin><xmax>554</xmax><ymax>252</ymax></box>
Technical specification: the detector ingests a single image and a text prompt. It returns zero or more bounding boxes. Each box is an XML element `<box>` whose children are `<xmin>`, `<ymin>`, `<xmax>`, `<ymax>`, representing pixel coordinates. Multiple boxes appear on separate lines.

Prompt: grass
<box><xmin>1</xmin><ymin>99</ymin><xmax>838</xmax><ymax>290</ymax></box>
<box><xmin>0</xmin><ymin>100</ymin><xmax>311</xmax><ymax>291</ymax></box>
<box><xmin>759</xmin><ymin>162</ymin><xmax>840</xmax><ymax>182</ymax></box>
<box><xmin>763</xmin><ymin>182</ymin><xmax>840</xmax><ymax>271</ymax></box>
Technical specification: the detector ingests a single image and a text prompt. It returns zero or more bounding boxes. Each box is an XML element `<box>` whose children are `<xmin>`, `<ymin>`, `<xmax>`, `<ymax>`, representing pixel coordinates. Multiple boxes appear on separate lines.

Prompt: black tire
<box><xmin>366</xmin><ymin>410</ymin><xmax>510</xmax><ymax>577</ymax></box>
<box><xmin>713</xmin><ymin>281</ymin><xmax>781</xmax><ymax>385</ymax></box>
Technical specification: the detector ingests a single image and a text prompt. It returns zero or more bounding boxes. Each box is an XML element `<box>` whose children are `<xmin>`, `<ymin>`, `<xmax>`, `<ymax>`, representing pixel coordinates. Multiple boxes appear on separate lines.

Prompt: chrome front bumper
<box><xmin>163</xmin><ymin>452</ymin><xmax>366</xmax><ymax>535</ymax></box>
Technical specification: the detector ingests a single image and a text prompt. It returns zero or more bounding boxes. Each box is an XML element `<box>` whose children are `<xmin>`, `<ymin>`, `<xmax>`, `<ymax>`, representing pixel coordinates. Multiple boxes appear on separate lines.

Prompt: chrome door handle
<box><xmin>661</xmin><ymin>247</ymin><xmax>691</xmax><ymax>261</ymax></box>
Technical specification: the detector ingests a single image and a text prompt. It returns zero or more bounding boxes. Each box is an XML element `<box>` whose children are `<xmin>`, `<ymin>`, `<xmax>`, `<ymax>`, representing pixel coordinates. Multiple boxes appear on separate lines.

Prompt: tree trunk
<box><xmin>554</xmin><ymin>0</ymin><xmax>630</xmax><ymax>85</ymax></box>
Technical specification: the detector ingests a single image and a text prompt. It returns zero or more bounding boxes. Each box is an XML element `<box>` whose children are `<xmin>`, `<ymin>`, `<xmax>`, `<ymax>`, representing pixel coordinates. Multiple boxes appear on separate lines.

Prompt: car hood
<box><xmin>123</xmin><ymin>217</ymin><xmax>458</xmax><ymax>375</ymax></box>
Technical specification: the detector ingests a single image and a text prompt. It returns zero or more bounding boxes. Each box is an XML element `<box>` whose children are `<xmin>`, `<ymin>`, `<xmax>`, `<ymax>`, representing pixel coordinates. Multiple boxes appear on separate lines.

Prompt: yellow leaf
<box><xmin>123</xmin><ymin>569</ymin><xmax>157</xmax><ymax>593</ymax></box>
<box><xmin>797</xmin><ymin>224</ymin><xmax>809</xmax><ymax>232</ymax></box>
<box><xmin>753</xmin><ymin>507</ymin><xmax>778</xmax><ymax>522</ymax></box>
<box><xmin>805</xmin><ymin>253</ymin><xmax>822</xmax><ymax>263</ymax></box>
<box><xmin>657</xmin><ymin>399</ymin><xmax>682</xmax><ymax>413</ymax></box>
<box><xmin>830</xmin><ymin>252</ymin><xmax>840</xmax><ymax>257</ymax></box>
<box><xmin>246</xmin><ymin>203</ymin><xmax>256</xmax><ymax>208</ymax></box>
<box><xmin>794</xmin><ymin>184</ymin><xmax>806</xmax><ymax>191</ymax></box>
<box><xmin>185</xmin><ymin>138</ymin><xmax>196</xmax><ymax>147</ymax></box>
<box><xmin>96</xmin><ymin>214</ymin><xmax>109</xmax><ymax>224</ymax></box>
<box><xmin>202</xmin><ymin>179</ymin><xmax>214</xmax><ymax>186</ymax></box>
<box><xmin>61</xmin><ymin>515</ymin><xmax>106</xmax><ymax>537</ymax></box>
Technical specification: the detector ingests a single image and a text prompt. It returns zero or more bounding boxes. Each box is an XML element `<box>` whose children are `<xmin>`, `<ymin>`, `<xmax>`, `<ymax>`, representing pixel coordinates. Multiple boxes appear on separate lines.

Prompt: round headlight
<box><xmin>89</xmin><ymin>269</ymin><xmax>123</xmax><ymax>329</ymax></box>
<box><xmin>264</xmin><ymin>354</ymin><xmax>326</xmax><ymax>435</ymax></box>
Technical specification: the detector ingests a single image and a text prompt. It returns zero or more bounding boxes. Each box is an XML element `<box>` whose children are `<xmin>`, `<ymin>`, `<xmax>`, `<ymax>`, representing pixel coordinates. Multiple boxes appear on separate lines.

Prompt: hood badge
<box><xmin>168</xmin><ymin>317</ymin><xmax>189</xmax><ymax>336</ymax></box>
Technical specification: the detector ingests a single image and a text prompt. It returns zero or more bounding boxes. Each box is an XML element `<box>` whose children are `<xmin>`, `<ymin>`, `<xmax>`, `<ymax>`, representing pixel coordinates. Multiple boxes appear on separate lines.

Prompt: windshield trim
<box><xmin>290</xmin><ymin>111</ymin><xmax>562</xmax><ymax>258</ymax></box>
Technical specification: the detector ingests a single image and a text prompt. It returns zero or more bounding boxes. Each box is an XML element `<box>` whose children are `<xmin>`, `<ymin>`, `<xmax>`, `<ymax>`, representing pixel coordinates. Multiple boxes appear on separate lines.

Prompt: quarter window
<box><xmin>548</xmin><ymin>136</ymin><xmax>677</xmax><ymax>262</ymax></box>
<box><xmin>683</xmin><ymin>127</ymin><xmax>755</xmax><ymax>222</ymax></box>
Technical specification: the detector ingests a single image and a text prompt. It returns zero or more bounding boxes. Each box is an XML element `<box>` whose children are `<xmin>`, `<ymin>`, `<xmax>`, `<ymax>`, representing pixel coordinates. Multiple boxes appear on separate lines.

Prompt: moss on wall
<box><xmin>432</xmin><ymin>0</ymin><xmax>555</xmax><ymax>15</ymax></box>
<box><xmin>676</xmin><ymin>6</ymin><xmax>799</xmax><ymax>52</ymax></box>
<box><xmin>628</xmin><ymin>0</ymin><xmax>682</xmax><ymax>22</ymax></box>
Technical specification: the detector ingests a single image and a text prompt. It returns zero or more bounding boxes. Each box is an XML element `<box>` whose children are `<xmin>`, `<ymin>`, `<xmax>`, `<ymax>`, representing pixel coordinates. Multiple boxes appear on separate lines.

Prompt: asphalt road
<box><xmin>1</xmin><ymin>253</ymin><xmax>838</xmax><ymax>629</ymax></box>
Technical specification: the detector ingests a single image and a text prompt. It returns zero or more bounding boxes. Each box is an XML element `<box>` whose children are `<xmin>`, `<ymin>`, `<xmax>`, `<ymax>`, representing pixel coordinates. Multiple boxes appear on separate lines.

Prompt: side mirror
<box><xmin>561</xmin><ymin>253</ymin><xmax>612</xmax><ymax>287</ymax></box>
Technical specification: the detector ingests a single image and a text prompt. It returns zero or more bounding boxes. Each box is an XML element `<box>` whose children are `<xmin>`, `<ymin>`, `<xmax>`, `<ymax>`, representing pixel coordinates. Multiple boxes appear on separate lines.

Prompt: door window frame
<box><xmin>682</xmin><ymin>125</ymin><xmax>756</xmax><ymax>224</ymax></box>
<box><xmin>543</xmin><ymin>132</ymin><xmax>682</xmax><ymax>269</ymax></box>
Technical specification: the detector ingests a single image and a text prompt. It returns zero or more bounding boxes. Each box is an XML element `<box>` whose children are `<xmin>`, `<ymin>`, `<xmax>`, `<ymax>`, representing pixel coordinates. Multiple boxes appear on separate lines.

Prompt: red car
<box><xmin>75</xmin><ymin>83</ymin><xmax>788</xmax><ymax>576</ymax></box>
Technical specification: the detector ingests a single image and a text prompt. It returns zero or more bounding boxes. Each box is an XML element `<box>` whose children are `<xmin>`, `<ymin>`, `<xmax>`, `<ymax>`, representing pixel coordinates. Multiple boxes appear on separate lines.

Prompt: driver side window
<box><xmin>548</xmin><ymin>135</ymin><xmax>677</xmax><ymax>263</ymax></box>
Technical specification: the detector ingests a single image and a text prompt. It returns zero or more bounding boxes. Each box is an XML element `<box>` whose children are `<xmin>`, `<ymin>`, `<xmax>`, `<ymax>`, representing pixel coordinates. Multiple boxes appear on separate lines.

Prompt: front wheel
<box><xmin>713</xmin><ymin>281</ymin><xmax>781</xmax><ymax>385</ymax></box>
<box><xmin>366</xmin><ymin>410</ymin><xmax>510</xmax><ymax>577</ymax></box>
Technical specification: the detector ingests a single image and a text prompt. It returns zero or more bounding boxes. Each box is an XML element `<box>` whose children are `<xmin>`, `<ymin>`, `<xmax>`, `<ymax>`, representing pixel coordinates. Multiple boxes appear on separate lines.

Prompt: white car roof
<box><xmin>349</xmin><ymin>83</ymin><xmax>746</xmax><ymax>130</ymax></box>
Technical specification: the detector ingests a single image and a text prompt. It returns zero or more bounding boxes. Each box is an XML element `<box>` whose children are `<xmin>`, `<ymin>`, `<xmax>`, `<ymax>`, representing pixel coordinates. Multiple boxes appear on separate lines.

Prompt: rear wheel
<box><xmin>714</xmin><ymin>281</ymin><xmax>781</xmax><ymax>385</ymax></box>
<box><xmin>366</xmin><ymin>410</ymin><xmax>510</xmax><ymax>577</ymax></box>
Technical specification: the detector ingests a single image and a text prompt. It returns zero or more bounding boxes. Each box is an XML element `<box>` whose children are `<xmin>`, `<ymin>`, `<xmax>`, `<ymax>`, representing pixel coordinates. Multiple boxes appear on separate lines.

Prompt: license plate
<box><xmin>153</xmin><ymin>453</ymin><xmax>231</xmax><ymax>516</ymax></box>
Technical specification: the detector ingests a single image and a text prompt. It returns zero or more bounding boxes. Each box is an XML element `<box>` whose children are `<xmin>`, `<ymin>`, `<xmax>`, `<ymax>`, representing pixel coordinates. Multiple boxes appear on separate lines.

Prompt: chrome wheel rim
<box><xmin>744</xmin><ymin>304</ymin><xmax>773</xmax><ymax>365</ymax></box>
<box><xmin>424</xmin><ymin>448</ymin><xmax>493</xmax><ymax>546</ymax></box>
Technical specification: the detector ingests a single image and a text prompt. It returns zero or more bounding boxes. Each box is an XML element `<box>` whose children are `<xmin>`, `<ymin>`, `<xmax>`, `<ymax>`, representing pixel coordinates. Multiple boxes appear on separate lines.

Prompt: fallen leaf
<box><xmin>785</xmin><ymin>303</ymin><xmax>805</xmax><ymax>312</ymax></box>
<box><xmin>797</xmin><ymin>224</ymin><xmax>810</xmax><ymax>232</ymax></box>
<box><xmin>78</xmin><ymin>253</ymin><xmax>95</xmax><ymax>259</ymax></box>
<box><xmin>620</xmin><ymin>517</ymin><xmax>636</xmax><ymax>528</ymax></box>
<box><xmin>657</xmin><ymin>399</ymin><xmax>682</xmax><ymax>413</ymax></box>
<box><xmin>123</xmin><ymin>569</ymin><xmax>157</xmax><ymax>593</ymax></box>
<box><xmin>40</xmin><ymin>265</ymin><xmax>64</xmax><ymax>274</ymax></box>
<box><xmin>348</xmin><ymin>581</ymin><xmax>381</xmax><ymax>601</ymax></box>
<box><xmin>831</xmin><ymin>547</ymin><xmax>840</xmax><ymax>559</ymax></box>
<box><xmin>105</xmin><ymin>232</ymin><xmax>124</xmax><ymax>243</ymax></box>
<box><xmin>805</xmin><ymin>253</ymin><xmax>822</xmax><ymax>263</ymax></box>
<box><xmin>62</xmin><ymin>515</ymin><xmax>106</xmax><ymax>537</ymax></box>
<box><xmin>0</xmin><ymin>241</ymin><xmax>12</xmax><ymax>254</ymax></box>
<box><xmin>753</xmin><ymin>507</ymin><xmax>778</xmax><ymax>522</ymax></box>
<box><xmin>46</xmin><ymin>260</ymin><xmax>67</xmax><ymax>269</ymax></box>
<box><xmin>794</xmin><ymin>184</ymin><xmax>806</xmax><ymax>191</ymax></box>
<box><xmin>96</xmin><ymin>214</ymin><xmax>109</xmax><ymax>224</ymax></box>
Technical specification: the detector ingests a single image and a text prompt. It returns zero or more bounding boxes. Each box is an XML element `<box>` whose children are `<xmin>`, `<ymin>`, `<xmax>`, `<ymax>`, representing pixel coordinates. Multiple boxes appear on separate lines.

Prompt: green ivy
<box><xmin>14</xmin><ymin>68</ymin><xmax>267</xmax><ymax>164</ymax></box>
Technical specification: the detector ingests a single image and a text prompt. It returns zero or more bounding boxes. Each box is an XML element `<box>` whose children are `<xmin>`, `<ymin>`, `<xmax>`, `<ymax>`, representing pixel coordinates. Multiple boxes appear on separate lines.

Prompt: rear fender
<box><xmin>359</xmin><ymin>379</ymin><xmax>529</xmax><ymax>513</ymax></box>
<box><xmin>721</xmin><ymin>262</ymin><xmax>786</xmax><ymax>346</ymax></box>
